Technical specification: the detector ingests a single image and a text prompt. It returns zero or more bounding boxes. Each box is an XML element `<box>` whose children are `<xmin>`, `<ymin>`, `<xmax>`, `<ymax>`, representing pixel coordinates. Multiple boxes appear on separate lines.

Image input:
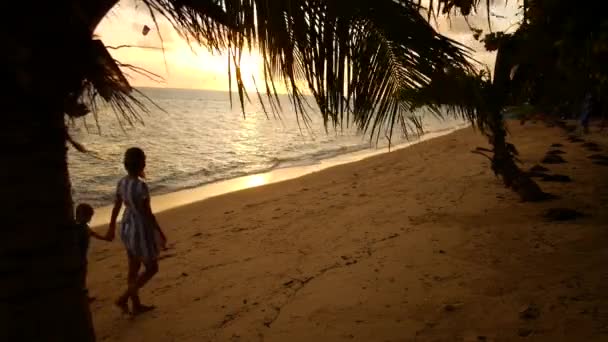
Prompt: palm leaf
<box><xmin>403</xmin><ymin>67</ymin><xmax>492</xmax><ymax>132</ymax></box>
<box><xmin>91</xmin><ymin>0</ymin><xmax>481</xmax><ymax>140</ymax></box>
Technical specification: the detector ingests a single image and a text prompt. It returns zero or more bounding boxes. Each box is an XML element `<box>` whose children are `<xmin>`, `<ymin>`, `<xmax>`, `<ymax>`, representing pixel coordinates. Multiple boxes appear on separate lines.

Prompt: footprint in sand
<box><xmin>582</xmin><ymin>142</ymin><xmax>600</xmax><ymax>148</ymax></box>
<box><xmin>544</xmin><ymin>208</ymin><xmax>584</xmax><ymax>221</ymax></box>
<box><xmin>588</xmin><ymin>154</ymin><xmax>608</xmax><ymax>161</ymax></box>
<box><xmin>583</xmin><ymin>142</ymin><xmax>603</xmax><ymax>151</ymax></box>
<box><xmin>540</xmin><ymin>174</ymin><xmax>572</xmax><ymax>183</ymax></box>
<box><xmin>588</xmin><ymin>154</ymin><xmax>608</xmax><ymax>165</ymax></box>
<box><xmin>530</xmin><ymin>164</ymin><xmax>549</xmax><ymax>172</ymax></box>
<box><xmin>567</xmin><ymin>135</ymin><xmax>585</xmax><ymax>143</ymax></box>
<box><xmin>541</xmin><ymin>154</ymin><xmax>566</xmax><ymax>164</ymax></box>
<box><xmin>158</xmin><ymin>253</ymin><xmax>177</xmax><ymax>260</ymax></box>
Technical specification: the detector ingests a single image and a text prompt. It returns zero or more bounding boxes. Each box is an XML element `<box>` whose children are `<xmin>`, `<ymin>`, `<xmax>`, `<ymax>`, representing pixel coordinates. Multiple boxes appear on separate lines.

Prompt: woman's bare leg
<box><xmin>131</xmin><ymin>260</ymin><xmax>159</xmax><ymax>314</ymax></box>
<box><xmin>115</xmin><ymin>253</ymin><xmax>141</xmax><ymax>314</ymax></box>
<box><xmin>135</xmin><ymin>260</ymin><xmax>158</xmax><ymax>289</ymax></box>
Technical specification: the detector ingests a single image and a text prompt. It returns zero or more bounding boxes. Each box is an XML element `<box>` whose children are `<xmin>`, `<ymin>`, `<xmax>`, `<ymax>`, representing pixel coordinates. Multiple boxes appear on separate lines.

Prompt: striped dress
<box><xmin>116</xmin><ymin>176</ymin><xmax>161</xmax><ymax>262</ymax></box>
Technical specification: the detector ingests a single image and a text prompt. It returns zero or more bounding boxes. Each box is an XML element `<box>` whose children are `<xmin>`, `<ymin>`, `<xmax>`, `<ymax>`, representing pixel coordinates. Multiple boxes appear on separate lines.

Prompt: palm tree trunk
<box><xmin>486</xmin><ymin>35</ymin><xmax>550</xmax><ymax>202</ymax></box>
<box><xmin>0</xmin><ymin>104</ymin><xmax>94</xmax><ymax>340</ymax></box>
<box><xmin>487</xmin><ymin>99</ymin><xmax>548</xmax><ymax>202</ymax></box>
<box><xmin>0</xmin><ymin>1</ymin><xmax>120</xmax><ymax>339</ymax></box>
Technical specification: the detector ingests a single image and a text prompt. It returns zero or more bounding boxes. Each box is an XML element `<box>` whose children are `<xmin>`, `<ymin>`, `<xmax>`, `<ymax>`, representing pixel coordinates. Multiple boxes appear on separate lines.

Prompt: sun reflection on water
<box><xmin>244</xmin><ymin>174</ymin><xmax>270</xmax><ymax>188</ymax></box>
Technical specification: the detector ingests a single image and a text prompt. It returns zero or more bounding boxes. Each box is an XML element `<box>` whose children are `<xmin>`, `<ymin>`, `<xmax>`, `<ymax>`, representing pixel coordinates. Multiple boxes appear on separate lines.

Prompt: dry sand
<box><xmin>88</xmin><ymin>122</ymin><xmax>608</xmax><ymax>341</ymax></box>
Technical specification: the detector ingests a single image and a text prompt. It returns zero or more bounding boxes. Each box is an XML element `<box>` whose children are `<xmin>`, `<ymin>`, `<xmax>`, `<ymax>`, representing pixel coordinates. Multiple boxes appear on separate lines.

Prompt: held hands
<box><xmin>106</xmin><ymin>224</ymin><xmax>116</xmax><ymax>241</ymax></box>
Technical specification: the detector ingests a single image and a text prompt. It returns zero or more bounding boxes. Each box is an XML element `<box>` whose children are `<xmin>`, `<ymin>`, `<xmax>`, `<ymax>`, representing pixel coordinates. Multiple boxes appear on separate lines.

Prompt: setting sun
<box><xmin>95</xmin><ymin>4</ymin><xmax>266</xmax><ymax>91</ymax></box>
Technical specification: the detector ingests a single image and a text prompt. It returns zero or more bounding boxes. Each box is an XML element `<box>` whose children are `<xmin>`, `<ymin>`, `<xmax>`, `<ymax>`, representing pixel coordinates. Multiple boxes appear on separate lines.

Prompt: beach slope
<box><xmin>89</xmin><ymin>122</ymin><xmax>608</xmax><ymax>341</ymax></box>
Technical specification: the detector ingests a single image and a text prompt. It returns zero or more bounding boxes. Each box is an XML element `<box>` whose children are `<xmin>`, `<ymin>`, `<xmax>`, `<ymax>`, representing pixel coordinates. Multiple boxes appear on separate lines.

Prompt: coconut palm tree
<box><xmin>437</xmin><ymin>0</ymin><xmax>608</xmax><ymax>201</ymax></box>
<box><xmin>0</xmin><ymin>0</ymin><xmax>482</xmax><ymax>340</ymax></box>
<box><xmin>494</xmin><ymin>0</ymin><xmax>608</xmax><ymax>114</ymax></box>
<box><xmin>413</xmin><ymin>0</ymin><xmax>608</xmax><ymax>202</ymax></box>
<box><xmin>426</xmin><ymin>0</ymin><xmax>608</xmax><ymax>201</ymax></box>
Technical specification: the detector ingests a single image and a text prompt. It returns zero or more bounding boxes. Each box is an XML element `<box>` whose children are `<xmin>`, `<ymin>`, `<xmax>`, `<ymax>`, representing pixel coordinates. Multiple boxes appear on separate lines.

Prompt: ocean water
<box><xmin>68</xmin><ymin>88</ymin><xmax>467</xmax><ymax>207</ymax></box>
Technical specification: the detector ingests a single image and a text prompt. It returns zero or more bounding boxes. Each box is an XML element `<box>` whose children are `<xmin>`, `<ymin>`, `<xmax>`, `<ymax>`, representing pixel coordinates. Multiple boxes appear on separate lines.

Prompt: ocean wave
<box><xmin>68</xmin><ymin>88</ymin><xmax>468</xmax><ymax>208</ymax></box>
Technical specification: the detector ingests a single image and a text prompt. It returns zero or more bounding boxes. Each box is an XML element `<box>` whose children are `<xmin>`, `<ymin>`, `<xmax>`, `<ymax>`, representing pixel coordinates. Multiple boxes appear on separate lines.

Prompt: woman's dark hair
<box><xmin>124</xmin><ymin>147</ymin><xmax>146</xmax><ymax>177</ymax></box>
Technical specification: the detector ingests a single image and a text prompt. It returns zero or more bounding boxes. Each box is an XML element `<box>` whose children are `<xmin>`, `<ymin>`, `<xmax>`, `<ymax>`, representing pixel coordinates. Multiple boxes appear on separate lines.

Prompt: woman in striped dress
<box><xmin>107</xmin><ymin>147</ymin><xmax>167</xmax><ymax>315</ymax></box>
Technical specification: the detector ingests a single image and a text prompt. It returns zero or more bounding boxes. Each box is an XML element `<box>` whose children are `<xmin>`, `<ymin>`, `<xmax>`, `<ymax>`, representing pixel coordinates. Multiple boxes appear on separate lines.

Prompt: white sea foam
<box><xmin>68</xmin><ymin>87</ymin><xmax>467</xmax><ymax>207</ymax></box>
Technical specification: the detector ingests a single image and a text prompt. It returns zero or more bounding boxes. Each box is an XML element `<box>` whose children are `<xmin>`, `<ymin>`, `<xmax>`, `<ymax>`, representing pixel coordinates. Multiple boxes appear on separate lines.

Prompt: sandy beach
<box><xmin>88</xmin><ymin>122</ymin><xmax>608</xmax><ymax>341</ymax></box>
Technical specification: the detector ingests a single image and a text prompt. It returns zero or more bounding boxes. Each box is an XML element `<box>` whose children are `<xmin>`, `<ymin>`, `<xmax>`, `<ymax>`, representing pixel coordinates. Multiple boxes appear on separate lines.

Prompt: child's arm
<box><xmin>89</xmin><ymin>228</ymin><xmax>110</xmax><ymax>241</ymax></box>
<box><xmin>107</xmin><ymin>195</ymin><xmax>122</xmax><ymax>241</ymax></box>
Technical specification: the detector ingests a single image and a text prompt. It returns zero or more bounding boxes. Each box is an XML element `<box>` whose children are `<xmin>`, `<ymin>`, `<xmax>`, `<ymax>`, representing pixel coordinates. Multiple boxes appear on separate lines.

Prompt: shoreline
<box><xmin>90</xmin><ymin>123</ymin><xmax>469</xmax><ymax>227</ymax></box>
<box><xmin>89</xmin><ymin>122</ymin><xmax>608</xmax><ymax>341</ymax></box>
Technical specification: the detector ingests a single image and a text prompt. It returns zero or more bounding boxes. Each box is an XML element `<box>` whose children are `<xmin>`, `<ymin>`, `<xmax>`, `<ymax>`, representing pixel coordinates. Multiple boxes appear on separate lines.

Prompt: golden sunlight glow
<box><xmin>244</xmin><ymin>174</ymin><xmax>270</xmax><ymax>188</ymax></box>
<box><xmin>95</xmin><ymin>3</ymin><xmax>266</xmax><ymax>91</ymax></box>
<box><xmin>95</xmin><ymin>0</ymin><xmax>519</xmax><ymax>91</ymax></box>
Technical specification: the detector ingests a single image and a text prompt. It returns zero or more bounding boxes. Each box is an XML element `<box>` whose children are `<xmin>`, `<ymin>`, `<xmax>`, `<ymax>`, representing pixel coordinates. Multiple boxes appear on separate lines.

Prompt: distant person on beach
<box><xmin>580</xmin><ymin>92</ymin><xmax>595</xmax><ymax>134</ymax></box>
<box><xmin>74</xmin><ymin>203</ymin><xmax>110</xmax><ymax>302</ymax></box>
<box><xmin>107</xmin><ymin>147</ymin><xmax>167</xmax><ymax>315</ymax></box>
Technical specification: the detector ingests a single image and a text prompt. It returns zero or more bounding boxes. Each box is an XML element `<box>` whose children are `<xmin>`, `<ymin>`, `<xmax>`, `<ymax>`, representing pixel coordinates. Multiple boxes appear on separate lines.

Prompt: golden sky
<box><xmin>95</xmin><ymin>1</ymin><xmax>520</xmax><ymax>91</ymax></box>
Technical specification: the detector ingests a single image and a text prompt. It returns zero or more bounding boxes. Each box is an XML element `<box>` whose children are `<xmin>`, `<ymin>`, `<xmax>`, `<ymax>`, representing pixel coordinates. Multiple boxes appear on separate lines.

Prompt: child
<box><xmin>75</xmin><ymin>203</ymin><xmax>110</xmax><ymax>301</ymax></box>
<box><xmin>107</xmin><ymin>147</ymin><xmax>167</xmax><ymax>315</ymax></box>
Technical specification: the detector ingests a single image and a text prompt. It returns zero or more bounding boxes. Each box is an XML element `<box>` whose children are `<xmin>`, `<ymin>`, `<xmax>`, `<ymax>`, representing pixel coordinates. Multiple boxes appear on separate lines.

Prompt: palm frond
<box><xmin>84</xmin><ymin>0</ymin><xmax>482</xmax><ymax>142</ymax></box>
<box><xmin>135</xmin><ymin>0</ymin><xmax>477</xmax><ymax>137</ymax></box>
<box><xmin>402</xmin><ymin>67</ymin><xmax>492</xmax><ymax>132</ymax></box>
<box><xmin>421</xmin><ymin>0</ymin><xmax>496</xmax><ymax>27</ymax></box>
<box><xmin>69</xmin><ymin>39</ymin><xmax>157</xmax><ymax>134</ymax></box>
